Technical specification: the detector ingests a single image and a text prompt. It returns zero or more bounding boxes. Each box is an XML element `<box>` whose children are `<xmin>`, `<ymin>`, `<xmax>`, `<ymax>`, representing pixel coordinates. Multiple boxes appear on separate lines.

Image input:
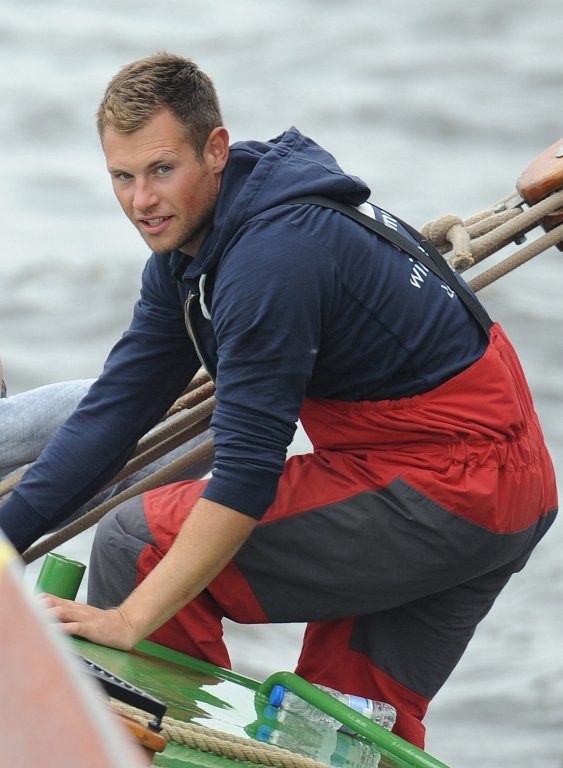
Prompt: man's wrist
<box><xmin>112</xmin><ymin>604</ymin><xmax>143</xmax><ymax>648</ymax></box>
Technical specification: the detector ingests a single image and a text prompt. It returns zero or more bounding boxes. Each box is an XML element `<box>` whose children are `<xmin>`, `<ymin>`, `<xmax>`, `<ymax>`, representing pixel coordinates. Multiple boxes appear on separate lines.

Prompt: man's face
<box><xmin>103</xmin><ymin>109</ymin><xmax>228</xmax><ymax>255</ymax></box>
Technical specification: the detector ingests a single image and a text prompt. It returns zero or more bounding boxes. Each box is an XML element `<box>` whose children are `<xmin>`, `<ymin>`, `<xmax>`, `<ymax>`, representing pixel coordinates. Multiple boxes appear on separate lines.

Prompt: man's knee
<box><xmin>88</xmin><ymin>494</ymin><xmax>153</xmax><ymax>608</ymax></box>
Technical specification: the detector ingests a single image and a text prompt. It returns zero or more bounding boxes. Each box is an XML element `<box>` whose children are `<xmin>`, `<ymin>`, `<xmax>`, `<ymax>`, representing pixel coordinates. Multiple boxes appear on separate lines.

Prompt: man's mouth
<box><xmin>139</xmin><ymin>216</ymin><xmax>172</xmax><ymax>234</ymax></box>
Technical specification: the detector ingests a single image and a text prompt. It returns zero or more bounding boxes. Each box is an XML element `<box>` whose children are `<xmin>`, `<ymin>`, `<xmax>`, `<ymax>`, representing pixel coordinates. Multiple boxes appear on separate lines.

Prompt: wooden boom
<box><xmin>517</xmin><ymin>137</ymin><xmax>563</xmax><ymax>204</ymax></box>
<box><xmin>517</xmin><ymin>137</ymin><xmax>563</xmax><ymax>249</ymax></box>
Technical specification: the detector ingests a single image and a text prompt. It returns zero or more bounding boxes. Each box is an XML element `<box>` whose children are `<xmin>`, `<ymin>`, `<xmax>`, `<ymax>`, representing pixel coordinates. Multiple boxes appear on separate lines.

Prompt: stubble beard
<box><xmin>156</xmin><ymin>184</ymin><xmax>218</xmax><ymax>257</ymax></box>
<box><xmin>143</xmin><ymin>207</ymin><xmax>215</xmax><ymax>258</ymax></box>
<box><xmin>177</xmin><ymin>210</ymin><xmax>214</xmax><ymax>256</ymax></box>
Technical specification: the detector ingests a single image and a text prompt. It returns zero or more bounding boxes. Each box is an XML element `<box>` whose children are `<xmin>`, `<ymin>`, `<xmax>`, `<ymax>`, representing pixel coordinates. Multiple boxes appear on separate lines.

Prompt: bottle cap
<box><xmin>255</xmin><ymin>725</ymin><xmax>272</xmax><ymax>742</ymax></box>
<box><xmin>269</xmin><ymin>684</ymin><xmax>286</xmax><ymax>707</ymax></box>
<box><xmin>263</xmin><ymin>704</ymin><xmax>280</xmax><ymax>720</ymax></box>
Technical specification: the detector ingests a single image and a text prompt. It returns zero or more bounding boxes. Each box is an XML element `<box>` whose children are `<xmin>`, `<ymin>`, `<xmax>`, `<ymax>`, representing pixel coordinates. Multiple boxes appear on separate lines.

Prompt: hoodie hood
<box><xmin>175</xmin><ymin>127</ymin><xmax>371</xmax><ymax>279</ymax></box>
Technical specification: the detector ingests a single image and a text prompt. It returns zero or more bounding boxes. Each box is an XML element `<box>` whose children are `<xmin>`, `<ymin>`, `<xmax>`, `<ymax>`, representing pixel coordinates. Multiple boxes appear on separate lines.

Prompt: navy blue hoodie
<box><xmin>0</xmin><ymin>128</ymin><xmax>486</xmax><ymax>552</ymax></box>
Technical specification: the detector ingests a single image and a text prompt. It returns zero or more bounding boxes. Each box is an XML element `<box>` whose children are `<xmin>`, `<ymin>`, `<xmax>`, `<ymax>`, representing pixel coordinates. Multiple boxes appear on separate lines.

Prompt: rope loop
<box><xmin>420</xmin><ymin>214</ymin><xmax>464</xmax><ymax>250</ymax></box>
<box><xmin>450</xmin><ymin>250</ymin><xmax>475</xmax><ymax>271</ymax></box>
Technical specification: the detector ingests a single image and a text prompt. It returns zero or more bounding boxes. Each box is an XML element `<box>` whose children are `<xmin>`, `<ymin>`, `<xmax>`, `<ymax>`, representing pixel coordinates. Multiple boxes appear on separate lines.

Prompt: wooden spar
<box><xmin>517</xmin><ymin>137</ymin><xmax>563</xmax><ymax>204</ymax></box>
<box><xmin>517</xmin><ymin>136</ymin><xmax>563</xmax><ymax>250</ymax></box>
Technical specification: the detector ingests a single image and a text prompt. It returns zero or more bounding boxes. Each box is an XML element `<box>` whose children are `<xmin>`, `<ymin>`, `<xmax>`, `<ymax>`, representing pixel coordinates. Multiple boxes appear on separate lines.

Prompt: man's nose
<box><xmin>133</xmin><ymin>178</ymin><xmax>158</xmax><ymax>212</ymax></box>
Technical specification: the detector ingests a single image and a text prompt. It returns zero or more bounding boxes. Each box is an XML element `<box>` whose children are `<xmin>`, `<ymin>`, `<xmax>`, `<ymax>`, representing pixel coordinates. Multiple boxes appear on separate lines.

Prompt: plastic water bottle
<box><xmin>257</xmin><ymin>706</ymin><xmax>338</xmax><ymax>763</ymax></box>
<box><xmin>255</xmin><ymin>705</ymin><xmax>382</xmax><ymax>768</ymax></box>
<box><xmin>268</xmin><ymin>684</ymin><xmax>396</xmax><ymax>735</ymax></box>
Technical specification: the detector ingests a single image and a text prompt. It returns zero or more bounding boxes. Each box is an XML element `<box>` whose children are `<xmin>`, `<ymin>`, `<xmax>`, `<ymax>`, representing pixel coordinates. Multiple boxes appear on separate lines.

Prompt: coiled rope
<box><xmin>111</xmin><ymin>699</ymin><xmax>332</xmax><ymax>768</ymax></box>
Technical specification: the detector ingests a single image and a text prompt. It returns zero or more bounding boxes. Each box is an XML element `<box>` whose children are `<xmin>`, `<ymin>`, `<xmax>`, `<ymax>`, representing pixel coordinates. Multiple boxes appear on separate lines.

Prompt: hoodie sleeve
<box><xmin>201</xmin><ymin>215</ymin><xmax>338</xmax><ymax>518</ymax></box>
<box><xmin>0</xmin><ymin>254</ymin><xmax>201</xmax><ymax>553</ymax></box>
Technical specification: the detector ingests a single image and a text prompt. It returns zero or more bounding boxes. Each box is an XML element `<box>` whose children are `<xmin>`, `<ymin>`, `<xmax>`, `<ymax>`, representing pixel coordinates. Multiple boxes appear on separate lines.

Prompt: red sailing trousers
<box><xmin>134</xmin><ymin>324</ymin><xmax>557</xmax><ymax>747</ymax></box>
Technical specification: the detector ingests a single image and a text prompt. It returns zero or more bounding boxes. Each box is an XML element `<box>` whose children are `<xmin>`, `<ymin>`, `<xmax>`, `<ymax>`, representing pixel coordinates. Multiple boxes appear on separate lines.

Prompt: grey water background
<box><xmin>1</xmin><ymin>1</ymin><xmax>563</xmax><ymax>765</ymax></box>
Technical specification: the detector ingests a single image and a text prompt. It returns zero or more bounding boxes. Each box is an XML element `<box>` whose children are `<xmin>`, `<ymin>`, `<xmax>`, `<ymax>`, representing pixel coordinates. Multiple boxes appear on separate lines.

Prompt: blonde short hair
<box><xmin>97</xmin><ymin>52</ymin><xmax>223</xmax><ymax>159</ymax></box>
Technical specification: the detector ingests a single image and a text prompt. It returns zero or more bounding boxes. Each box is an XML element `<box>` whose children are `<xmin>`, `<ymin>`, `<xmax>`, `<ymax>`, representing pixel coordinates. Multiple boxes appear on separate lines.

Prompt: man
<box><xmin>0</xmin><ymin>53</ymin><xmax>557</xmax><ymax>747</ymax></box>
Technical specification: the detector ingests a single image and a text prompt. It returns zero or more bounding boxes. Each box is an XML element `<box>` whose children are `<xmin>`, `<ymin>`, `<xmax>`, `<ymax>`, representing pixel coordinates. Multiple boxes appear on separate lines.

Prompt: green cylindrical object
<box><xmin>35</xmin><ymin>552</ymin><xmax>86</xmax><ymax>600</ymax></box>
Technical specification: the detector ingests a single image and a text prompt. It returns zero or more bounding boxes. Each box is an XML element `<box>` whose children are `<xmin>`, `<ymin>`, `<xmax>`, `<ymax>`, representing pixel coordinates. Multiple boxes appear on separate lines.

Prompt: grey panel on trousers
<box><xmin>349</xmin><ymin>557</ymin><xmax>519</xmax><ymax>697</ymax></box>
<box><xmin>235</xmin><ymin>478</ymin><xmax>552</xmax><ymax>623</ymax></box>
<box><xmin>88</xmin><ymin>495</ymin><xmax>155</xmax><ymax>608</ymax></box>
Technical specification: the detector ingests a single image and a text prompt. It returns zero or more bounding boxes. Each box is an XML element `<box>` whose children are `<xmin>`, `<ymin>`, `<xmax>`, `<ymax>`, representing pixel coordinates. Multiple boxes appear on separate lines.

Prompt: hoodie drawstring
<box><xmin>199</xmin><ymin>274</ymin><xmax>212</xmax><ymax>320</ymax></box>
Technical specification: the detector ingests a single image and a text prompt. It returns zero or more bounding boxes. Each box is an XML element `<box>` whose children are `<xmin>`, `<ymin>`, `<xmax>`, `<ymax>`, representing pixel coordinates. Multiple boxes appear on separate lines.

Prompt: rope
<box><xmin>110</xmin><ymin>413</ymin><xmax>212</xmax><ymax>485</ymax></box>
<box><xmin>421</xmin><ymin>214</ymin><xmax>465</xmax><ymax>251</ymax></box>
<box><xmin>22</xmin><ymin>434</ymin><xmax>214</xmax><ymax>564</ymax></box>
<box><xmin>465</xmin><ymin>208</ymin><xmax>520</xmax><ymax>239</ymax></box>
<box><xmin>0</xmin><ymin>376</ymin><xmax>215</xmax><ymax>502</ymax></box>
<box><xmin>0</xmin><ymin>465</ymin><xmax>29</xmax><ymax>500</ymax></box>
<box><xmin>469</xmin><ymin>221</ymin><xmax>563</xmax><ymax>292</ymax></box>
<box><xmin>421</xmin><ymin>188</ymin><xmax>563</xmax><ymax>285</ymax></box>
<box><xmin>164</xmin><ymin>370</ymin><xmax>214</xmax><ymax>417</ymax></box>
<box><xmin>105</xmin><ymin>389</ymin><xmax>215</xmax><ymax>487</ymax></box>
<box><xmin>110</xmin><ymin>700</ymin><xmax>332</xmax><ymax>768</ymax></box>
<box><xmin>444</xmin><ymin>209</ymin><xmax>523</xmax><ymax>271</ymax></box>
<box><xmin>11</xmin><ymin>372</ymin><xmax>216</xmax><ymax>562</ymax></box>
<box><xmin>467</xmin><ymin>188</ymin><xmax>563</xmax><ymax>265</ymax></box>
<box><xmin>461</xmin><ymin>190</ymin><xmax>519</xmax><ymax>228</ymax></box>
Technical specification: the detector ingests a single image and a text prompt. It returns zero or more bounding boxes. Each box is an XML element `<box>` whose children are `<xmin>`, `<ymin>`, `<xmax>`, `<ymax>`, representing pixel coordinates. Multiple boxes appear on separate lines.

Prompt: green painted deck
<box><xmin>72</xmin><ymin>637</ymin><xmax>449</xmax><ymax>768</ymax></box>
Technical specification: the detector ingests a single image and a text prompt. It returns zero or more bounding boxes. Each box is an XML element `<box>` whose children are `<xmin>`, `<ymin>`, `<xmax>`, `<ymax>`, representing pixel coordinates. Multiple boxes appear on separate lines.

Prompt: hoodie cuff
<box><xmin>0</xmin><ymin>491</ymin><xmax>48</xmax><ymax>554</ymax></box>
<box><xmin>201</xmin><ymin>470</ymin><xmax>278</xmax><ymax>520</ymax></box>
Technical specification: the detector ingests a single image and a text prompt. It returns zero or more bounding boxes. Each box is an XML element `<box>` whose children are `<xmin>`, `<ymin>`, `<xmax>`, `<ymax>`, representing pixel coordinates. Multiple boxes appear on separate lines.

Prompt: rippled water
<box><xmin>2</xmin><ymin>2</ymin><xmax>563</xmax><ymax>765</ymax></box>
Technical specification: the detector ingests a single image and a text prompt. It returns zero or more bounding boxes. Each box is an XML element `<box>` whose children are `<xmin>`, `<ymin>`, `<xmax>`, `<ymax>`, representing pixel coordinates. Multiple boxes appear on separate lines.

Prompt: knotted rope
<box><xmin>111</xmin><ymin>700</ymin><xmax>332</xmax><ymax>768</ymax></box>
<box><xmin>422</xmin><ymin>187</ymin><xmax>563</xmax><ymax>288</ymax></box>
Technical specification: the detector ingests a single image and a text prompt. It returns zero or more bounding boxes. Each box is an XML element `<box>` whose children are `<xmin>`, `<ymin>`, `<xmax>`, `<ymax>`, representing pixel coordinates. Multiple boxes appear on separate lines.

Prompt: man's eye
<box><xmin>114</xmin><ymin>172</ymin><xmax>133</xmax><ymax>182</ymax></box>
<box><xmin>156</xmin><ymin>165</ymin><xmax>172</xmax><ymax>175</ymax></box>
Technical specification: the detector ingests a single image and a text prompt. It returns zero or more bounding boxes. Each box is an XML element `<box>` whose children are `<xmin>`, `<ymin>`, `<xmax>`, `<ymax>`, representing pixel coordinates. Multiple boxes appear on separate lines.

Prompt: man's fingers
<box><xmin>58</xmin><ymin>621</ymin><xmax>84</xmax><ymax>637</ymax></box>
<box><xmin>40</xmin><ymin>594</ymin><xmax>89</xmax><ymax>622</ymax></box>
<box><xmin>37</xmin><ymin>593</ymin><xmax>137</xmax><ymax>650</ymax></box>
<box><xmin>38</xmin><ymin>592</ymin><xmax>66</xmax><ymax>607</ymax></box>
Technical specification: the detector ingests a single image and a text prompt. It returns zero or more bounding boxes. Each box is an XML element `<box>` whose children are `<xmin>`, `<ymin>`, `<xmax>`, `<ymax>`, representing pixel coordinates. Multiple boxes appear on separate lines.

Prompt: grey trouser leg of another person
<box><xmin>88</xmin><ymin>495</ymin><xmax>154</xmax><ymax>608</ymax></box>
<box><xmin>0</xmin><ymin>379</ymin><xmax>93</xmax><ymax>478</ymax></box>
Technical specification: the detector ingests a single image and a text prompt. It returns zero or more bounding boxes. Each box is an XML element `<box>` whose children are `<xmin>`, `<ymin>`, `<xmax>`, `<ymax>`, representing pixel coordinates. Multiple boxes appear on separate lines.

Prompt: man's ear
<box><xmin>205</xmin><ymin>127</ymin><xmax>229</xmax><ymax>173</ymax></box>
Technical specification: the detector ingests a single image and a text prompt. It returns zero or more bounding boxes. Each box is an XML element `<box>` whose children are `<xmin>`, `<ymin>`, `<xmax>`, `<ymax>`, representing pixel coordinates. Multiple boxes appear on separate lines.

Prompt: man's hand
<box><xmin>39</xmin><ymin>499</ymin><xmax>257</xmax><ymax>652</ymax></box>
<box><xmin>41</xmin><ymin>594</ymin><xmax>139</xmax><ymax>651</ymax></box>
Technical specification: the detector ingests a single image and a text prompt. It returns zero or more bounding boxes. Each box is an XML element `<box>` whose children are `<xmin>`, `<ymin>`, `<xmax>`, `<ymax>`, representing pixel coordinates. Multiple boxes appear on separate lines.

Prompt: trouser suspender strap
<box><xmin>285</xmin><ymin>195</ymin><xmax>493</xmax><ymax>336</ymax></box>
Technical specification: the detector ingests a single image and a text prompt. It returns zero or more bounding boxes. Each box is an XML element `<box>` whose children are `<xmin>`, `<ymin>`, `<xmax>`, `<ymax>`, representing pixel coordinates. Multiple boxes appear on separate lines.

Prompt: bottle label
<box><xmin>347</xmin><ymin>696</ymin><xmax>373</xmax><ymax>719</ymax></box>
<box><xmin>337</xmin><ymin>696</ymin><xmax>374</xmax><ymax>734</ymax></box>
